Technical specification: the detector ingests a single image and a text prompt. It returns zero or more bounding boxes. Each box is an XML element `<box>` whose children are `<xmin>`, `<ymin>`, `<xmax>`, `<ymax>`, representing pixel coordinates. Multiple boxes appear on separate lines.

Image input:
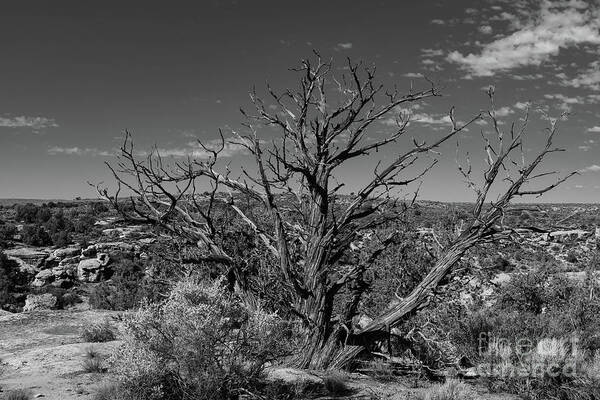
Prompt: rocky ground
<box><xmin>0</xmin><ymin>304</ymin><xmax>122</xmax><ymax>400</ymax></box>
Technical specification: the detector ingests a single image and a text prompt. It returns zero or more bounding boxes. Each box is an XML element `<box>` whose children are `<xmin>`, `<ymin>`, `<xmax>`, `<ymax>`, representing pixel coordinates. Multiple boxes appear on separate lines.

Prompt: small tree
<box><xmin>98</xmin><ymin>55</ymin><xmax>573</xmax><ymax>368</ymax></box>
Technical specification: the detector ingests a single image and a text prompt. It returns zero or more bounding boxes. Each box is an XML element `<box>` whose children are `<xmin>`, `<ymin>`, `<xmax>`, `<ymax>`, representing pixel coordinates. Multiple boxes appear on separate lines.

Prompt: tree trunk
<box><xmin>329</xmin><ymin>236</ymin><xmax>478</xmax><ymax>368</ymax></box>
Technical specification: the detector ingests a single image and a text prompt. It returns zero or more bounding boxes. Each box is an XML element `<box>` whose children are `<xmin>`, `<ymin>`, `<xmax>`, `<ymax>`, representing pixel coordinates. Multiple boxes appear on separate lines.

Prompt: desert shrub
<box><xmin>108</xmin><ymin>278</ymin><xmax>296</xmax><ymax>400</ymax></box>
<box><xmin>81</xmin><ymin>320</ymin><xmax>117</xmax><ymax>343</ymax></box>
<box><xmin>416</xmin><ymin>379</ymin><xmax>475</xmax><ymax>400</ymax></box>
<box><xmin>566</xmin><ymin>250</ymin><xmax>578</xmax><ymax>263</ymax></box>
<box><xmin>15</xmin><ymin>203</ymin><xmax>39</xmax><ymax>223</ymax></box>
<box><xmin>82</xmin><ymin>346</ymin><xmax>106</xmax><ymax>373</ymax></box>
<box><xmin>21</xmin><ymin>224</ymin><xmax>52</xmax><ymax>247</ymax></box>
<box><xmin>31</xmin><ymin>287</ymin><xmax>81</xmax><ymax>309</ymax></box>
<box><xmin>89</xmin><ymin>259</ymin><xmax>167</xmax><ymax>310</ymax></box>
<box><xmin>0</xmin><ymin>251</ymin><xmax>28</xmax><ymax>309</ymax></box>
<box><xmin>0</xmin><ymin>223</ymin><xmax>17</xmax><ymax>241</ymax></box>
<box><xmin>1</xmin><ymin>389</ymin><xmax>32</xmax><ymax>400</ymax></box>
<box><xmin>93</xmin><ymin>383</ymin><xmax>124</xmax><ymax>400</ymax></box>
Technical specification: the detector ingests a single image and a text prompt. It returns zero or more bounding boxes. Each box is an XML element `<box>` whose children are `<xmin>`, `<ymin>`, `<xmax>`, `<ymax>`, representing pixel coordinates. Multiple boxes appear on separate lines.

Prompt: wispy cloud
<box><xmin>335</xmin><ymin>42</ymin><xmax>353</xmax><ymax>50</ymax></box>
<box><xmin>447</xmin><ymin>2</ymin><xmax>600</xmax><ymax>76</ymax></box>
<box><xmin>582</xmin><ymin>164</ymin><xmax>600</xmax><ymax>172</ymax></box>
<box><xmin>587</xmin><ymin>126</ymin><xmax>600</xmax><ymax>133</ymax></box>
<box><xmin>0</xmin><ymin>115</ymin><xmax>58</xmax><ymax>129</ymax></box>
<box><xmin>48</xmin><ymin>147</ymin><xmax>112</xmax><ymax>156</ymax></box>
<box><xmin>135</xmin><ymin>139</ymin><xmax>248</xmax><ymax>159</ymax></box>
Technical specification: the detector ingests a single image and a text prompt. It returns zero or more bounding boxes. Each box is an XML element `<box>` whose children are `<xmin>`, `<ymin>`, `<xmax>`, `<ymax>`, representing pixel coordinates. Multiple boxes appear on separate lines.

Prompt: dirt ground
<box><xmin>0</xmin><ymin>308</ymin><xmax>519</xmax><ymax>400</ymax></box>
<box><xmin>0</xmin><ymin>308</ymin><xmax>121</xmax><ymax>400</ymax></box>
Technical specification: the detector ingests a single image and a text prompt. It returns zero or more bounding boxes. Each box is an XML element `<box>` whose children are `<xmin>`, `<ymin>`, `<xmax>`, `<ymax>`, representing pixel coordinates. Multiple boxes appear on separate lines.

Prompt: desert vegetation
<box><xmin>1</xmin><ymin>55</ymin><xmax>599</xmax><ymax>400</ymax></box>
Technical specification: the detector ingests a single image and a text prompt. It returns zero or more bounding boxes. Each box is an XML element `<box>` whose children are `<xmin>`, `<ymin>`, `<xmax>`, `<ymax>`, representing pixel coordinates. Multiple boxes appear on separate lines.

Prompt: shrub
<box><xmin>0</xmin><ymin>251</ymin><xmax>28</xmax><ymax>309</ymax></box>
<box><xmin>108</xmin><ymin>278</ymin><xmax>296</xmax><ymax>400</ymax></box>
<box><xmin>21</xmin><ymin>224</ymin><xmax>52</xmax><ymax>247</ymax></box>
<box><xmin>1</xmin><ymin>389</ymin><xmax>32</xmax><ymax>400</ymax></box>
<box><xmin>83</xmin><ymin>346</ymin><xmax>105</xmax><ymax>373</ymax></box>
<box><xmin>93</xmin><ymin>383</ymin><xmax>124</xmax><ymax>400</ymax></box>
<box><xmin>81</xmin><ymin>320</ymin><xmax>116</xmax><ymax>343</ymax></box>
<box><xmin>89</xmin><ymin>259</ymin><xmax>167</xmax><ymax>311</ymax></box>
<box><xmin>416</xmin><ymin>379</ymin><xmax>475</xmax><ymax>400</ymax></box>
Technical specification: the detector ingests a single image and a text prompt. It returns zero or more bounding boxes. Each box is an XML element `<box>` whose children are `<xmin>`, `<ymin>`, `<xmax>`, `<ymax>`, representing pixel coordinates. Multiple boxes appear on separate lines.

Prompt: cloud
<box><xmin>48</xmin><ymin>147</ymin><xmax>112</xmax><ymax>156</ymax></box>
<box><xmin>562</xmin><ymin>67</ymin><xmax>600</xmax><ymax>90</ymax></box>
<box><xmin>431</xmin><ymin>19</ymin><xmax>445</xmax><ymax>25</ymax></box>
<box><xmin>0</xmin><ymin>115</ymin><xmax>58</xmax><ymax>129</ymax></box>
<box><xmin>447</xmin><ymin>2</ymin><xmax>600</xmax><ymax>76</ymax></box>
<box><xmin>138</xmin><ymin>139</ymin><xmax>249</xmax><ymax>159</ymax></box>
<box><xmin>403</xmin><ymin>72</ymin><xmax>424</xmax><ymax>78</ymax></box>
<box><xmin>335</xmin><ymin>42</ymin><xmax>353</xmax><ymax>50</ymax></box>
<box><xmin>494</xmin><ymin>106</ymin><xmax>515</xmax><ymax>117</ymax></box>
<box><xmin>587</xmin><ymin>126</ymin><xmax>600</xmax><ymax>132</ymax></box>
<box><xmin>381</xmin><ymin>111</ymin><xmax>453</xmax><ymax>127</ymax></box>
<box><xmin>582</xmin><ymin>164</ymin><xmax>600</xmax><ymax>172</ymax></box>
<box><xmin>478</xmin><ymin>25</ymin><xmax>493</xmax><ymax>34</ymax></box>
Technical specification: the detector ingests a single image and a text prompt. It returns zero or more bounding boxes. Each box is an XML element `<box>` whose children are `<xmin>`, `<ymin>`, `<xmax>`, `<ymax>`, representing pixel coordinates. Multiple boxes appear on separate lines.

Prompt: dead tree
<box><xmin>97</xmin><ymin>55</ymin><xmax>572</xmax><ymax>369</ymax></box>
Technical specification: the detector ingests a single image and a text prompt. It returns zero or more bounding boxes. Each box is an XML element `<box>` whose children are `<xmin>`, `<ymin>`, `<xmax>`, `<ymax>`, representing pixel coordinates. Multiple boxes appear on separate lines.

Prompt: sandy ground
<box><xmin>0</xmin><ymin>308</ymin><xmax>121</xmax><ymax>400</ymax></box>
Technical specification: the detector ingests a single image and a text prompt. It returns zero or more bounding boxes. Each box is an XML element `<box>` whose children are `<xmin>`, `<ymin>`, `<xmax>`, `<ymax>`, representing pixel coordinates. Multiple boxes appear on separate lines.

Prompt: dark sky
<box><xmin>1</xmin><ymin>0</ymin><xmax>599</xmax><ymax>202</ymax></box>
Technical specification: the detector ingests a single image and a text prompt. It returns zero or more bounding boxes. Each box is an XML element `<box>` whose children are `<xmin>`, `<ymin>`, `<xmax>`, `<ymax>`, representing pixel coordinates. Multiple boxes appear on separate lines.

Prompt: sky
<box><xmin>0</xmin><ymin>0</ymin><xmax>599</xmax><ymax>202</ymax></box>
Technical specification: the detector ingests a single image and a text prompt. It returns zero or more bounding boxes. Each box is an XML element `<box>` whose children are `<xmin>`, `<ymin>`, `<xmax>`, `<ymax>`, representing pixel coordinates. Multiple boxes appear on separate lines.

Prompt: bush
<box><xmin>93</xmin><ymin>383</ymin><xmax>124</xmax><ymax>400</ymax></box>
<box><xmin>81</xmin><ymin>320</ymin><xmax>116</xmax><ymax>343</ymax></box>
<box><xmin>1</xmin><ymin>389</ymin><xmax>32</xmax><ymax>400</ymax></box>
<box><xmin>0</xmin><ymin>251</ymin><xmax>28</xmax><ymax>310</ymax></box>
<box><xmin>108</xmin><ymin>278</ymin><xmax>296</xmax><ymax>400</ymax></box>
<box><xmin>82</xmin><ymin>346</ymin><xmax>106</xmax><ymax>373</ymax></box>
<box><xmin>89</xmin><ymin>259</ymin><xmax>167</xmax><ymax>311</ymax></box>
<box><xmin>416</xmin><ymin>379</ymin><xmax>475</xmax><ymax>400</ymax></box>
<box><xmin>21</xmin><ymin>224</ymin><xmax>52</xmax><ymax>247</ymax></box>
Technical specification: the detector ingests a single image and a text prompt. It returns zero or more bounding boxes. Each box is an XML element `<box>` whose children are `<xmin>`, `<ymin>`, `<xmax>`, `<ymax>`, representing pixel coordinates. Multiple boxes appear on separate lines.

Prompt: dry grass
<box><xmin>415</xmin><ymin>379</ymin><xmax>475</xmax><ymax>400</ymax></box>
<box><xmin>81</xmin><ymin>319</ymin><xmax>116</xmax><ymax>343</ymax></box>
<box><xmin>1</xmin><ymin>389</ymin><xmax>33</xmax><ymax>400</ymax></box>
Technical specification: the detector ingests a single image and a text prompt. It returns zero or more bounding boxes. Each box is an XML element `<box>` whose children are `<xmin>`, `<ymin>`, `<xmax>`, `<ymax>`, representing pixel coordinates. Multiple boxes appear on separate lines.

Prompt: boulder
<box><xmin>31</xmin><ymin>269</ymin><xmax>55</xmax><ymax>287</ymax></box>
<box><xmin>52</xmin><ymin>263</ymin><xmax>77</xmax><ymax>279</ymax></box>
<box><xmin>23</xmin><ymin>293</ymin><xmax>57</xmax><ymax>312</ymax></box>
<box><xmin>82</xmin><ymin>245</ymin><xmax>97</xmax><ymax>258</ymax></box>
<box><xmin>52</xmin><ymin>246</ymin><xmax>81</xmax><ymax>259</ymax></box>
<box><xmin>78</xmin><ymin>254</ymin><xmax>111</xmax><ymax>282</ymax></box>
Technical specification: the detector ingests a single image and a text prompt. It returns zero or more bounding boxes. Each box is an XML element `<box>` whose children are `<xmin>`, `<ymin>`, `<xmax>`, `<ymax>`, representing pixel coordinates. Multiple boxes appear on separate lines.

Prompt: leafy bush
<box><xmin>108</xmin><ymin>278</ymin><xmax>296</xmax><ymax>400</ymax></box>
<box><xmin>81</xmin><ymin>320</ymin><xmax>117</xmax><ymax>343</ymax></box>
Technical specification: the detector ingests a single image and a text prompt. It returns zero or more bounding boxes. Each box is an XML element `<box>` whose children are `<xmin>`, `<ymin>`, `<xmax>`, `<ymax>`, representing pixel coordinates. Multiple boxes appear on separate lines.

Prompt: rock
<box><xmin>77</xmin><ymin>254</ymin><xmax>111</xmax><ymax>282</ymax></box>
<box><xmin>52</xmin><ymin>278</ymin><xmax>73</xmax><ymax>289</ymax></box>
<box><xmin>97</xmin><ymin>252</ymin><xmax>110</xmax><ymax>267</ymax></box>
<box><xmin>81</xmin><ymin>245</ymin><xmax>97</xmax><ymax>258</ymax></box>
<box><xmin>32</xmin><ymin>269</ymin><xmax>55</xmax><ymax>287</ymax></box>
<box><xmin>139</xmin><ymin>238</ymin><xmax>156</xmax><ymax>245</ymax></box>
<box><xmin>7</xmin><ymin>255</ymin><xmax>38</xmax><ymax>275</ymax></box>
<box><xmin>23</xmin><ymin>293</ymin><xmax>57</xmax><ymax>312</ymax></box>
<box><xmin>59</xmin><ymin>256</ymin><xmax>80</xmax><ymax>266</ymax></box>
<box><xmin>4</xmin><ymin>247</ymin><xmax>49</xmax><ymax>269</ymax></box>
<box><xmin>52</xmin><ymin>246</ymin><xmax>81</xmax><ymax>259</ymax></box>
<box><xmin>52</xmin><ymin>264</ymin><xmax>77</xmax><ymax>279</ymax></box>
